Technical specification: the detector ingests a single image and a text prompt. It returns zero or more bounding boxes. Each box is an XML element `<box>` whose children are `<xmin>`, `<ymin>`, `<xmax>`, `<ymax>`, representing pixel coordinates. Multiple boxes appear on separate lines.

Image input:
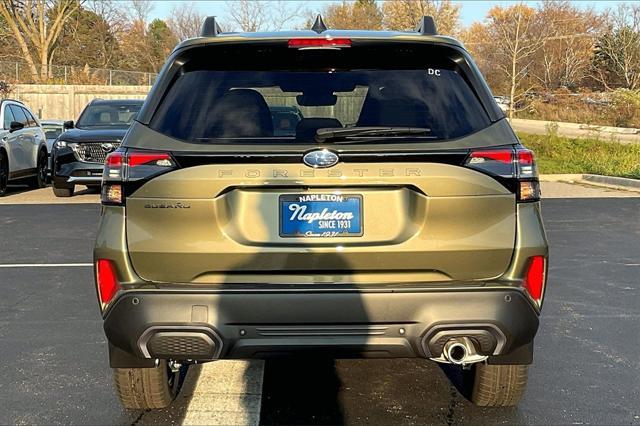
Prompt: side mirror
<box><xmin>63</xmin><ymin>120</ymin><xmax>74</xmax><ymax>130</ymax></box>
<box><xmin>9</xmin><ymin>121</ymin><xmax>24</xmax><ymax>132</ymax></box>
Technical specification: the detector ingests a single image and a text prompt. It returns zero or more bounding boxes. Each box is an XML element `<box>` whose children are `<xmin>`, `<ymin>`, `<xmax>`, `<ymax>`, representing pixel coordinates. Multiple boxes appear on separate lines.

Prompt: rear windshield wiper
<box><xmin>315</xmin><ymin>126</ymin><xmax>432</xmax><ymax>143</ymax></box>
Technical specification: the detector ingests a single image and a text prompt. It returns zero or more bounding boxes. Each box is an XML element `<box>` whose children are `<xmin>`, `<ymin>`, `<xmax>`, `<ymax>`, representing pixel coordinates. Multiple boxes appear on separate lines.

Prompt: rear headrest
<box><xmin>357</xmin><ymin>97</ymin><xmax>430</xmax><ymax>128</ymax></box>
<box><xmin>295</xmin><ymin>118</ymin><xmax>342</xmax><ymax>141</ymax></box>
<box><xmin>209</xmin><ymin>89</ymin><xmax>273</xmax><ymax>137</ymax></box>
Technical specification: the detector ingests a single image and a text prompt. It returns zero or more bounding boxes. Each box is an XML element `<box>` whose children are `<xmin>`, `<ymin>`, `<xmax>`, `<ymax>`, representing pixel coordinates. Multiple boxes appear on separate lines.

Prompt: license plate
<box><xmin>279</xmin><ymin>194</ymin><xmax>363</xmax><ymax>238</ymax></box>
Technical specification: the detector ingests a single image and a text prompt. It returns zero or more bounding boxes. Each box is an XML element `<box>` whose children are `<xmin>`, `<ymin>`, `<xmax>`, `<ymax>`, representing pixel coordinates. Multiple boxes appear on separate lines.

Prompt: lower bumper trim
<box><xmin>103</xmin><ymin>287</ymin><xmax>539</xmax><ymax>365</ymax></box>
<box><xmin>138</xmin><ymin>325</ymin><xmax>223</xmax><ymax>360</ymax></box>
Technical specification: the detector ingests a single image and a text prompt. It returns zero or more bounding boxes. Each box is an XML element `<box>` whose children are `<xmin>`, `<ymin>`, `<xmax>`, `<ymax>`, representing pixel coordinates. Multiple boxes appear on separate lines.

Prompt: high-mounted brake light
<box><xmin>102</xmin><ymin>149</ymin><xmax>176</xmax><ymax>205</ymax></box>
<box><xmin>523</xmin><ymin>256</ymin><xmax>546</xmax><ymax>306</ymax></box>
<box><xmin>96</xmin><ymin>259</ymin><xmax>120</xmax><ymax>307</ymax></box>
<box><xmin>288</xmin><ymin>38</ymin><xmax>351</xmax><ymax>49</ymax></box>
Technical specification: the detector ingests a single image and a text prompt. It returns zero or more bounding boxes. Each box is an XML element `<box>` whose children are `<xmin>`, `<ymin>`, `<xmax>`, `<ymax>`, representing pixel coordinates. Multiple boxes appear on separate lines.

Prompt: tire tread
<box><xmin>113</xmin><ymin>363</ymin><xmax>175</xmax><ymax>410</ymax></box>
<box><xmin>52</xmin><ymin>185</ymin><xmax>74</xmax><ymax>197</ymax></box>
<box><xmin>471</xmin><ymin>364</ymin><xmax>529</xmax><ymax>407</ymax></box>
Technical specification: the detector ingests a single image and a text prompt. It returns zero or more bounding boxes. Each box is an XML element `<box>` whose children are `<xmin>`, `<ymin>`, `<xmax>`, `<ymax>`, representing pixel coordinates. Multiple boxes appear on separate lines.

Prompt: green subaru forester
<box><xmin>94</xmin><ymin>16</ymin><xmax>548</xmax><ymax>410</ymax></box>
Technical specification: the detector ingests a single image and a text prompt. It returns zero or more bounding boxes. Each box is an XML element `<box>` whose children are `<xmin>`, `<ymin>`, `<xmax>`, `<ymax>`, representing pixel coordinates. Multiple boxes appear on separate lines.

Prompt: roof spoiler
<box><xmin>201</xmin><ymin>16</ymin><xmax>222</xmax><ymax>37</ymax></box>
<box><xmin>416</xmin><ymin>16</ymin><xmax>437</xmax><ymax>35</ymax></box>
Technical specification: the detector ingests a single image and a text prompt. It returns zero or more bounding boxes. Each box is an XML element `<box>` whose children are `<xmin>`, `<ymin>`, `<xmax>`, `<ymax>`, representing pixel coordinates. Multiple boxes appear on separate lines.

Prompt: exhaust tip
<box><xmin>430</xmin><ymin>335</ymin><xmax>489</xmax><ymax>365</ymax></box>
<box><xmin>446</xmin><ymin>342</ymin><xmax>468</xmax><ymax>364</ymax></box>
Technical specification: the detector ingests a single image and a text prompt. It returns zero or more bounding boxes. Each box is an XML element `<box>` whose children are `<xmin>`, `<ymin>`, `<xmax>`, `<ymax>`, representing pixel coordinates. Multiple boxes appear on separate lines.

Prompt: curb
<box><xmin>540</xmin><ymin>174</ymin><xmax>640</xmax><ymax>192</ymax></box>
<box><xmin>581</xmin><ymin>174</ymin><xmax>640</xmax><ymax>190</ymax></box>
<box><xmin>578</xmin><ymin>124</ymin><xmax>640</xmax><ymax>135</ymax></box>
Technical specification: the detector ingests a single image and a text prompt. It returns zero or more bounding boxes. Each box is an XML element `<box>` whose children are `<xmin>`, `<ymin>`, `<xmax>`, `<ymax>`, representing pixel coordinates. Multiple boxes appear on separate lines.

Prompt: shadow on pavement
<box><xmin>260</xmin><ymin>358</ymin><xmax>344</xmax><ymax>425</ymax></box>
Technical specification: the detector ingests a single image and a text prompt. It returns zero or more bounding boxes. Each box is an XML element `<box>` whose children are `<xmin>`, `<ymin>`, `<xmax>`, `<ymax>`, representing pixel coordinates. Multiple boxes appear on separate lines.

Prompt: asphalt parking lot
<box><xmin>1</xmin><ymin>184</ymin><xmax>639</xmax><ymax>425</ymax></box>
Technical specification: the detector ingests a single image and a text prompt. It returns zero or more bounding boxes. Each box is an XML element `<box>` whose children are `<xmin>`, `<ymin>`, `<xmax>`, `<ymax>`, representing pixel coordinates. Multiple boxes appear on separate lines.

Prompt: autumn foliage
<box><xmin>0</xmin><ymin>0</ymin><xmax>638</xmax><ymax>127</ymax></box>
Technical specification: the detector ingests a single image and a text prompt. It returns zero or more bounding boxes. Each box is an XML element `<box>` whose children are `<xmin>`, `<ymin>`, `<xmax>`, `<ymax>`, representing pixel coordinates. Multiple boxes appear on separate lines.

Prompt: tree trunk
<box><xmin>508</xmin><ymin>14</ymin><xmax>522</xmax><ymax>122</ymax></box>
<box><xmin>40</xmin><ymin>52</ymin><xmax>49</xmax><ymax>83</ymax></box>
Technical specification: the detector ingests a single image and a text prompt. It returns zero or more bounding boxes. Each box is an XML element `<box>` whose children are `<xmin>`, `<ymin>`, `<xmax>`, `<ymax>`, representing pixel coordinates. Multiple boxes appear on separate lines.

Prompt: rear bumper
<box><xmin>103</xmin><ymin>286</ymin><xmax>539</xmax><ymax>367</ymax></box>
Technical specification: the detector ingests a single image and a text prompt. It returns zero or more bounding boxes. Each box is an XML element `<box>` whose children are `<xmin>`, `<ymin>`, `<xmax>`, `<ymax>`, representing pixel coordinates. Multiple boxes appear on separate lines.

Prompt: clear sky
<box><xmin>148</xmin><ymin>0</ymin><xmax>624</xmax><ymax>28</ymax></box>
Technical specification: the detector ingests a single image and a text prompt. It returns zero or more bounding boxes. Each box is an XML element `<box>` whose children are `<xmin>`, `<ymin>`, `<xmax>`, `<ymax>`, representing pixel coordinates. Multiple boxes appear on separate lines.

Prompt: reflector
<box><xmin>524</xmin><ymin>256</ymin><xmax>546</xmax><ymax>303</ymax></box>
<box><xmin>96</xmin><ymin>259</ymin><xmax>120</xmax><ymax>305</ymax></box>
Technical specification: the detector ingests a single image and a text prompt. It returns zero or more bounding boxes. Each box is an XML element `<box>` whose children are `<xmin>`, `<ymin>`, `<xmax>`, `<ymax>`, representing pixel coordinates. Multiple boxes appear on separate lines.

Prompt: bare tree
<box><xmin>226</xmin><ymin>0</ymin><xmax>266</xmax><ymax>32</ymax></box>
<box><xmin>534</xmin><ymin>1</ymin><xmax>603</xmax><ymax>90</ymax></box>
<box><xmin>483</xmin><ymin>4</ymin><xmax>546</xmax><ymax>120</ymax></box>
<box><xmin>224</xmin><ymin>0</ymin><xmax>303</xmax><ymax>32</ymax></box>
<box><xmin>270</xmin><ymin>0</ymin><xmax>304</xmax><ymax>31</ymax></box>
<box><xmin>129</xmin><ymin>0</ymin><xmax>153</xmax><ymax>25</ymax></box>
<box><xmin>593</xmin><ymin>3</ymin><xmax>640</xmax><ymax>90</ymax></box>
<box><xmin>0</xmin><ymin>0</ymin><xmax>82</xmax><ymax>82</ymax></box>
<box><xmin>167</xmin><ymin>2</ymin><xmax>206</xmax><ymax>41</ymax></box>
<box><xmin>86</xmin><ymin>0</ymin><xmax>128</xmax><ymax>36</ymax></box>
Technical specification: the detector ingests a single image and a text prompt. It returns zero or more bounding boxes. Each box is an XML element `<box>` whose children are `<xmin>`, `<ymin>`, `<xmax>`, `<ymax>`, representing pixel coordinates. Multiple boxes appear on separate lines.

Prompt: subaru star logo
<box><xmin>303</xmin><ymin>149</ymin><xmax>339</xmax><ymax>168</ymax></box>
<box><xmin>101</xmin><ymin>143</ymin><xmax>114</xmax><ymax>153</ymax></box>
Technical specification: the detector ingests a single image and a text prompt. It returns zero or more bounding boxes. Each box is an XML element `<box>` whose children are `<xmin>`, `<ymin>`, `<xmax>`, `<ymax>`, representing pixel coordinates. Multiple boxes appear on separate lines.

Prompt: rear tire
<box><xmin>28</xmin><ymin>150</ymin><xmax>48</xmax><ymax>189</ymax></box>
<box><xmin>113</xmin><ymin>360</ymin><xmax>181</xmax><ymax>410</ymax></box>
<box><xmin>52</xmin><ymin>183</ymin><xmax>74</xmax><ymax>197</ymax></box>
<box><xmin>470</xmin><ymin>364</ymin><xmax>529</xmax><ymax>407</ymax></box>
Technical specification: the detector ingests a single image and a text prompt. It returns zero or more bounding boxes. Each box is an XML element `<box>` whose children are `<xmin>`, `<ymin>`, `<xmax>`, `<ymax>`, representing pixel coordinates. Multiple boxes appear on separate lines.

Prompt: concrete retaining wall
<box><xmin>11</xmin><ymin>84</ymin><xmax>151</xmax><ymax>120</ymax></box>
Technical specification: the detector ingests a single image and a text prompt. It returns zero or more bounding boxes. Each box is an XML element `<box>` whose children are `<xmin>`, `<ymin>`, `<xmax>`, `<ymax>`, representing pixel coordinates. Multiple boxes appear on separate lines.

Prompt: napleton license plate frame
<box><xmin>278</xmin><ymin>193</ymin><xmax>364</xmax><ymax>238</ymax></box>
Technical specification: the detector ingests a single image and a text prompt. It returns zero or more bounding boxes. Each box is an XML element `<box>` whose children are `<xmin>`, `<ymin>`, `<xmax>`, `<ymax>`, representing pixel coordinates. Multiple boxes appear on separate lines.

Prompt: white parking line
<box><xmin>0</xmin><ymin>263</ymin><xmax>93</xmax><ymax>268</ymax></box>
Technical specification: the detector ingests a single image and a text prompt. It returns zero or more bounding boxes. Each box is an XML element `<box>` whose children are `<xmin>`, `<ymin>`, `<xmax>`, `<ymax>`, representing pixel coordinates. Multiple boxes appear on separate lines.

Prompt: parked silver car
<box><xmin>0</xmin><ymin>100</ymin><xmax>48</xmax><ymax>196</ymax></box>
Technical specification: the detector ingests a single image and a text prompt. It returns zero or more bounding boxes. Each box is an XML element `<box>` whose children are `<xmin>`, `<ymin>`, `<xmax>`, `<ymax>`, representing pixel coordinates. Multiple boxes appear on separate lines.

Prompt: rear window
<box><xmin>150</xmin><ymin>43</ymin><xmax>491</xmax><ymax>144</ymax></box>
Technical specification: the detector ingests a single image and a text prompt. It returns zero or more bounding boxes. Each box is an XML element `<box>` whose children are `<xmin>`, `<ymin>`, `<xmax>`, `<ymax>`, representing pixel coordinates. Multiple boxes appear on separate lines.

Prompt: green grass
<box><xmin>517</xmin><ymin>132</ymin><xmax>640</xmax><ymax>179</ymax></box>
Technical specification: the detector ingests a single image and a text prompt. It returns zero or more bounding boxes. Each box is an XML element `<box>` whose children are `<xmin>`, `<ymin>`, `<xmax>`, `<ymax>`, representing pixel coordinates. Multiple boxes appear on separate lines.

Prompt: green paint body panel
<box><xmin>124</xmin><ymin>163</ymin><xmax>517</xmax><ymax>284</ymax></box>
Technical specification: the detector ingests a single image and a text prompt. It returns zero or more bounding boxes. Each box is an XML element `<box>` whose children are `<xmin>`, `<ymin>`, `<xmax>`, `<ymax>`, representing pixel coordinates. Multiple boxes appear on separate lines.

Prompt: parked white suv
<box><xmin>0</xmin><ymin>100</ymin><xmax>48</xmax><ymax>196</ymax></box>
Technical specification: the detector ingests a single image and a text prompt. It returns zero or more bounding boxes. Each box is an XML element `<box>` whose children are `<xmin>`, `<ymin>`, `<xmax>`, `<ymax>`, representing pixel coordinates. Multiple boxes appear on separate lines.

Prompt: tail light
<box><xmin>96</xmin><ymin>259</ymin><xmax>120</xmax><ymax>307</ymax></box>
<box><xmin>102</xmin><ymin>149</ymin><xmax>176</xmax><ymax>205</ymax></box>
<box><xmin>464</xmin><ymin>146</ymin><xmax>540</xmax><ymax>202</ymax></box>
<box><xmin>523</xmin><ymin>256</ymin><xmax>547</xmax><ymax>306</ymax></box>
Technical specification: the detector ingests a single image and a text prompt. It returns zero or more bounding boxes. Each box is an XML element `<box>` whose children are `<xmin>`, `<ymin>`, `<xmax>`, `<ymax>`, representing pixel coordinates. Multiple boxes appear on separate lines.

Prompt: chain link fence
<box><xmin>0</xmin><ymin>61</ymin><xmax>157</xmax><ymax>86</ymax></box>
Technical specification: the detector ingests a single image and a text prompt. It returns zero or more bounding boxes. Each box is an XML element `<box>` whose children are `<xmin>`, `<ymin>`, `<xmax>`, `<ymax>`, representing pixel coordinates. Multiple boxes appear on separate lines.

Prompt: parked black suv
<box><xmin>51</xmin><ymin>99</ymin><xmax>143</xmax><ymax>197</ymax></box>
